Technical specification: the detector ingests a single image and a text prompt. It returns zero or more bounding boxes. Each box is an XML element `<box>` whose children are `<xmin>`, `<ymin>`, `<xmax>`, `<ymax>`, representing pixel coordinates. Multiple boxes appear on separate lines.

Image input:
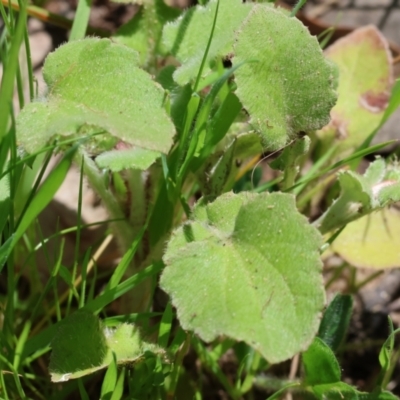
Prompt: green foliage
<box><xmin>49</xmin><ymin>310</ymin><xmax>166</xmax><ymax>382</ymax></box>
<box><xmin>233</xmin><ymin>5</ymin><xmax>338</xmax><ymax>150</ymax></box>
<box><xmin>3</xmin><ymin>0</ymin><xmax>400</xmax><ymax>397</ymax></box>
<box><xmin>318</xmin><ymin>294</ymin><xmax>353</xmax><ymax>351</ymax></box>
<box><xmin>314</xmin><ymin>158</ymin><xmax>400</xmax><ymax>234</ymax></box>
<box><xmin>317</xmin><ymin>26</ymin><xmax>393</xmax><ymax>154</ymax></box>
<box><xmin>162</xmin><ymin>0</ymin><xmax>253</xmax><ymax>85</ymax></box>
<box><xmin>161</xmin><ymin>191</ymin><xmax>325</xmax><ymax>363</ymax></box>
<box><xmin>17</xmin><ymin>38</ymin><xmax>175</xmax><ymax>155</ymax></box>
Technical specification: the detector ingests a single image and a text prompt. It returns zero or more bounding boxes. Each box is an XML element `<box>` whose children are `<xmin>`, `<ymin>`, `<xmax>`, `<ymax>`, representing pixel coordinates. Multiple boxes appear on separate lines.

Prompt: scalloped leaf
<box><xmin>17</xmin><ymin>38</ymin><xmax>175</xmax><ymax>154</ymax></box>
<box><xmin>49</xmin><ymin>311</ymin><xmax>166</xmax><ymax>382</ymax></box>
<box><xmin>314</xmin><ymin>158</ymin><xmax>400</xmax><ymax>234</ymax></box>
<box><xmin>160</xmin><ymin>192</ymin><xmax>325</xmax><ymax>364</ymax></box>
<box><xmin>233</xmin><ymin>6</ymin><xmax>338</xmax><ymax>150</ymax></box>
<box><xmin>162</xmin><ymin>0</ymin><xmax>253</xmax><ymax>85</ymax></box>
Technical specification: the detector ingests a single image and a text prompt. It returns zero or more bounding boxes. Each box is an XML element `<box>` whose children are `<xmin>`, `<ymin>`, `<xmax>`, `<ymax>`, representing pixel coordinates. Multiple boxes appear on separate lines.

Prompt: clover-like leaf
<box><xmin>49</xmin><ymin>311</ymin><xmax>166</xmax><ymax>382</ymax></box>
<box><xmin>17</xmin><ymin>38</ymin><xmax>175</xmax><ymax>155</ymax></box>
<box><xmin>233</xmin><ymin>6</ymin><xmax>338</xmax><ymax>151</ymax></box>
<box><xmin>162</xmin><ymin>0</ymin><xmax>253</xmax><ymax>85</ymax></box>
<box><xmin>314</xmin><ymin>158</ymin><xmax>400</xmax><ymax>234</ymax></box>
<box><xmin>160</xmin><ymin>192</ymin><xmax>325</xmax><ymax>363</ymax></box>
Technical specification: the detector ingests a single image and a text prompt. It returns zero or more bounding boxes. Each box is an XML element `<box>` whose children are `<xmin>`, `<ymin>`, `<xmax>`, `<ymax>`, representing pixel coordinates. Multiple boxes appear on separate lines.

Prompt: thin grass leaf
<box><xmin>287</xmin><ymin>140</ymin><xmax>396</xmax><ymax>193</ymax></box>
<box><xmin>158</xmin><ymin>302</ymin><xmax>173</xmax><ymax>348</ymax></box>
<box><xmin>110</xmin><ymin>368</ymin><xmax>125</xmax><ymax>400</ymax></box>
<box><xmin>78</xmin><ymin>379</ymin><xmax>90</xmax><ymax>400</ymax></box>
<box><xmin>70</xmin><ymin>0</ymin><xmax>92</xmax><ymax>41</ymax></box>
<box><xmin>23</xmin><ymin>262</ymin><xmax>163</xmax><ymax>358</ymax></box>
<box><xmin>101</xmin><ymin>354</ymin><xmax>118</xmax><ymax>399</ymax></box>
<box><xmin>290</xmin><ymin>0</ymin><xmax>307</xmax><ymax>17</ymax></box>
<box><xmin>13</xmin><ymin>145</ymin><xmax>78</xmax><ymax>244</ymax></box>
<box><xmin>12</xmin><ymin>320</ymin><xmax>31</xmax><ymax>370</ymax></box>
<box><xmin>193</xmin><ymin>0</ymin><xmax>220</xmax><ymax>92</ymax></box>
<box><xmin>0</xmin><ymin>0</ymin><xmax>26</xmax><ymax>141</ymax></box>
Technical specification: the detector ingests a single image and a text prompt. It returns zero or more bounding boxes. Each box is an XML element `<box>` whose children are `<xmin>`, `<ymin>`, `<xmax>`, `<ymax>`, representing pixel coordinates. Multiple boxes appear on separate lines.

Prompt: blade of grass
<box><xmin>290</xmin><ymin>0</ymin><xmax>307</xmax><ymax>17</ymax></box>
<box><xmin>69</xmin><ymin>0</ymin><xmax>92</xmax><ymax>41</ymax></box>
<box><xmin>286</xmin><ymin>140</ymin><xmax>396</xmax><ymax>193</ymax></box>
<box><xmin>11</xmin><ymin>144</ymin><xmax>78</xmax><ymax>250</ymax></box>
<box><xmin>0</xmin><ymin>0</ymin><xmax>26</xmax><ymax>142</ymax></box>
<box><xmin>1</xmin><ymin>0</ymin><xmax>109</xmax><ymax>36</ymax></box>
<box><xmin>193</xmin><ymin>0</ymin><xmax>220</xmax><ymax>93</ymax></box>
<box><xmin>23</xmin><ymin>262</ymin><xmax>163</xmax><ymax>358</ymax></box>
<box><xmin>158</xmin><ymin>302</ymin><xmax>173</xmax><ymax>348</ymax></box>
<box><xmin>30</xmin><ymin>233</ymin><xmax>114</xmax><ymax>335</ymax></box>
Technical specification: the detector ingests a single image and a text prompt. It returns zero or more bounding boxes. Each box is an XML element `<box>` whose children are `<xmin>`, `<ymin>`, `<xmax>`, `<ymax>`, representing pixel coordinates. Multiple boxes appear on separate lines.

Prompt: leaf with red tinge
<box><xmin>318</xmin><ymin>25</ymin><xmax>393</xmax><ymax>152</ymax></box>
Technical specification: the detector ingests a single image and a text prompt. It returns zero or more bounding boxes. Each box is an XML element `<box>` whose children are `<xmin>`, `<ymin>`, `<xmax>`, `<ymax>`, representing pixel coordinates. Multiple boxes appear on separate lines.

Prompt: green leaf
<box><xmin>101</xmin><ymin>356</ymin><xmax>118</xmax><ymax>399</ymax></box>
<box><xmin>358</xmin><ymin>389</ymin><xmax>400</xmax><ymax>400</ymax></box>
<box><xmin>317</xmin><ymin>26</ymin><xmax>393</xmax><ymax>152</ymax></box>
<box><xmin>162</xmin><ymin>0</ymin><xmax>253</xmax><ymax>85</ymax></box>
<box><xmin>17</xmin><ymin>38</ymin><xmax>175</xmax><ymax>155</ymax></box>
<box><xmin>311</xmin><ymin>382</ymin><xmax>359</xmax><ymax>399</ymax></box>
<box><xmin>2</xmin><ymin>144</ymin><xmax>78</xmax><ymax>269</ymax></box>
<box><xmin>49</xmin><ymin>310</ymin><xmax>108</xmax><ymax>382</ymax></box>
<box><xmin>95</xmin><ymin>148</ymin><xmax>160</xmax><ymax>172</ymax></box>
<box><xmin>160</xmin><ymin>191</ymin><xmax>325</xmax><ymax>363</ymax></box>
<box><xmin>233</xmin><ymin>5</ymin><xmax>337</xmax><ymax>150</ymax></box>
<box><xmin>49</xmin><ymin>311</ymin><xmax>166</xmax><ymax>382</ymax></box>
<box><xmin>318</xmin><ymin>294</ymin><xmax>353</xmax><ymax>351</ymax></box>
<box><xmin>197</xmin><ymin>138</ymin><xmax>237</xmax><ymax>197</ymax></box>
<box><xmin>332</xmin><ymin>209</ymin><xmax>400</xmax><ymax>269</ymax></box>
<box><xmin>114</xmin><ymin>0</ymin><xmax>180</xmax><ymax>66</ymax></box>
<box><xmin>302</xmin><ymin>337</ymin><xmax>341</xmax><ymax>385</ymax></box>
<box><xmin>0</xmin><ymin>174</ymin><xmax>10</xmax><ymax>235</ymax></box>
<box><xmin>314</xmin><ymin>158</ymin><xmax>400</xmax><ymax>235</ymax></box>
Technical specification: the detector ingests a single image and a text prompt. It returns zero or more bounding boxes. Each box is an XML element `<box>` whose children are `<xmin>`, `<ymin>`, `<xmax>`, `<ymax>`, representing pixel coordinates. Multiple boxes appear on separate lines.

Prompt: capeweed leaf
<box><xmin>17</xmin><ymin>38</ymin><xmax>175</xmax><ymax>157</ymax></box>
<box><xmin>161</xmin><ymin>191</ymin><xmax>325</xmax><ymax>363</ymax></box>
<box><xmin>233</xmin><ymin>5</ymin><xmax>338</xmax><ymax>151</ymax></box>
<box><xmin>49</xmin><ymin>311</ymin><xmax>166</xmax><ymax>382</ymax></box>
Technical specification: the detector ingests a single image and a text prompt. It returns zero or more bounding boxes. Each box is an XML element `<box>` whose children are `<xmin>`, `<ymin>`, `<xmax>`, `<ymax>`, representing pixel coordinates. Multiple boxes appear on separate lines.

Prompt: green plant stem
<box><xmin>192</xmin><ymin>336</ymin><xmax>242</xmax><ymax>400</ymax></box>
<box><xmin>0</xmin><ymin>0</ymin><xmax>26</xmax><ymax>141</ymax></box>
<box><xmin>1</xmin><ymin>0</ymin><xmax>109</xmax><ymax>37</ymax></box>
<box><xmin>290</xmin><ymin>0</ymin><xmax>307</xmax><ymax>17</ymax></box>
<box><xmin>193</xmin><ymin>0</ymin><xmax>220</xmax><ymax>92</ymax></box>
<box><xmin>239</xmin><ymin>351</ymin><xmax>261</xmax><ymax>394</ymax></box>
<box><xmin>23</xmin><ymin>26</ymin><xmax>34</xmax><ymax>101</ymax></box>
<box><xmin>166</xmin><ymin>332</ymin><xmax>191</xmax><ymax>399</ymax></box>
<box><xmin>81</xmin><ymin>152</ymin><xmax>134</xmax><ymax>252</ymax></box>
<box><xmin>69</xmin><ymin>0</ymin><xmax>92</xmax><ymax>41</ymax></box>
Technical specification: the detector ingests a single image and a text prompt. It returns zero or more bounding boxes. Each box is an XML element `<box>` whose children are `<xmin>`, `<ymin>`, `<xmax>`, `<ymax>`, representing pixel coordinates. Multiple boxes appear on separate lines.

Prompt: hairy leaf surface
<box><xmin>17</xmin><ymin>38</ymin><xmax>175</xmax><ymax>155</ymax></box>
<box><xmin>162</xmin><ymin>0</ymin><xmax>253</xmax><ymax>85</ymax></box>
<box><xmin>49</xmin><ymin>311</ymin><xmax>166</xmax><ymax>382</ymax></box>
<box><xmin>314</xmin><ymin>158</ymin><xmax>400</xmax><ymax>234</ymax></box>
<box><xmin>161</xmin><ymin>192</ymin><xmax>325</xmax><ymax>363</ymax></box>
<box><xmin>233</xmin><ymin>6</ymin><xmax>338</xmax><ymax>150</ymax></box>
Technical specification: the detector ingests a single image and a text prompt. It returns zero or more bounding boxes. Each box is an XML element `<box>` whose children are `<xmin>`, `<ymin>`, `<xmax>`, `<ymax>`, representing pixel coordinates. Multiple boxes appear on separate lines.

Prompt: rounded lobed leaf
<box><xmin>49</xmin><ymin>311</ymin><xmax>165</xmax><ymax>382</ymax></box>
<box><xmin>233</xmin><ymin>6</ymin><xmax>338</xmax><ymax>150</ymax></box>
<box><xmin>17</xmin><ymin>38</ymin><xmax>175</xmax><ymax>155</ymax></box>
<box><xmin>160</xmin><ymin>192</ymin><xmax>325</xmax><ymax>363</ymax></box>
<box><xmin>318</xmin><ymin>25</ymin><xmax>393</xmax><ymax>151</ymax></box>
